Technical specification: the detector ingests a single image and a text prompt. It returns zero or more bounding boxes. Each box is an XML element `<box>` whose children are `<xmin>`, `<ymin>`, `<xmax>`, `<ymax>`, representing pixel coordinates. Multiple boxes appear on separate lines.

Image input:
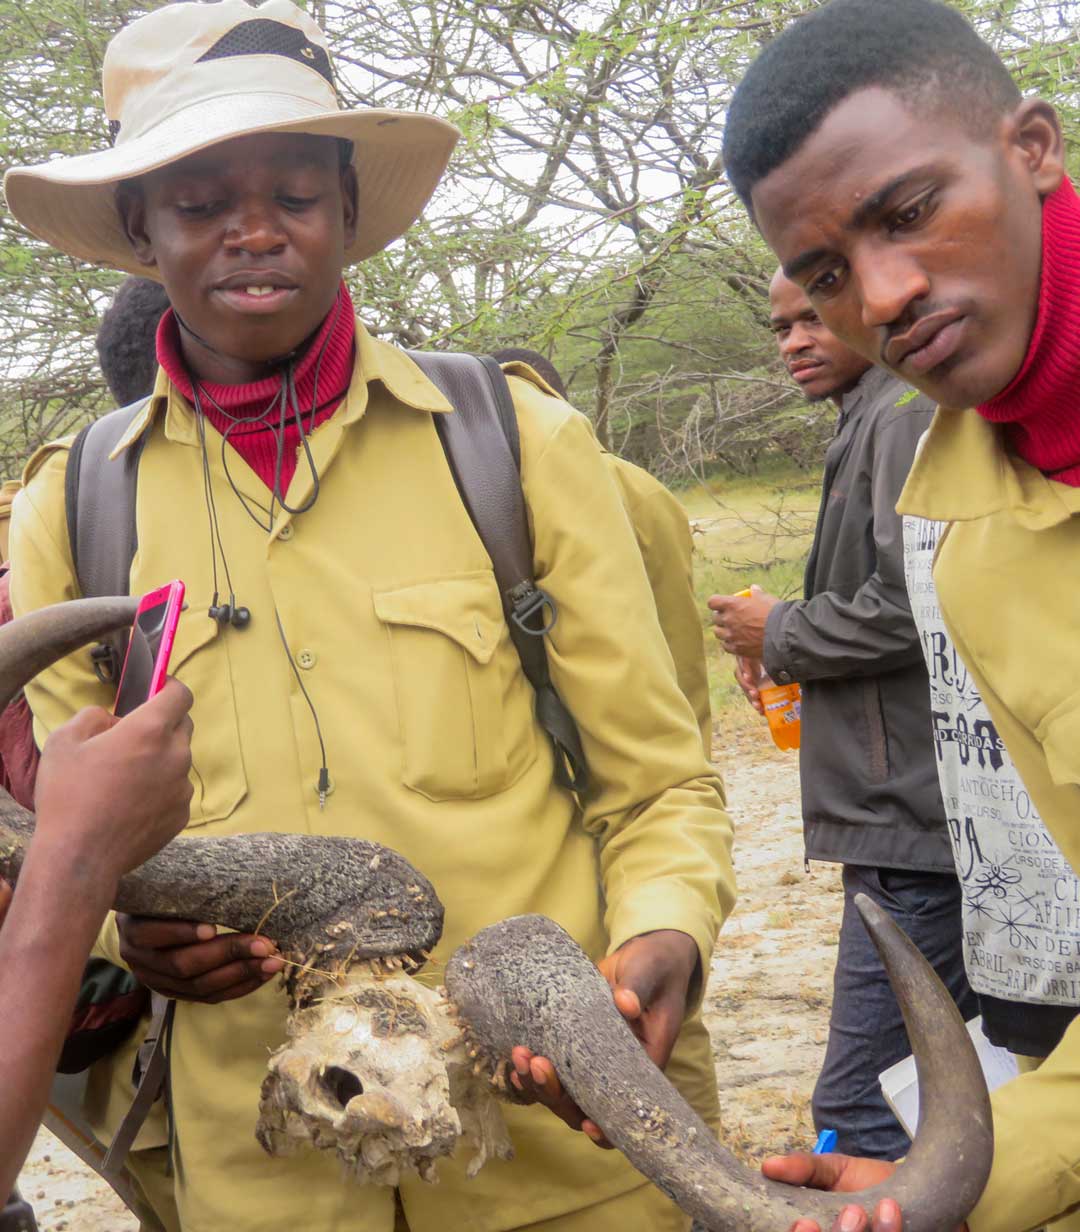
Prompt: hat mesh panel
<box><xmin>196</xmin><ymin>19</ymin><xmax>334</xmax><ymax>88</ymax></box>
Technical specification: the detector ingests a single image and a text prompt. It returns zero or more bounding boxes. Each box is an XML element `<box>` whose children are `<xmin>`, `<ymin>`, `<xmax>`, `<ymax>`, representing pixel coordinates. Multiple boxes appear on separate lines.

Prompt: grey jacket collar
<box><xmin>839</xmin><ymin>365</ymin><xmax>897</xmax><ymax>421</ymax></box>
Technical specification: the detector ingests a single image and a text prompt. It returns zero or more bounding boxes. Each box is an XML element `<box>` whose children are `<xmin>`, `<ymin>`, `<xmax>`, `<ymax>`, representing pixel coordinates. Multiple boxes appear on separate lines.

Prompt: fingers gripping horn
<box><xmin>0</xmin><ymin>596</ymin><xmax>139</xmax><ymax>870</ymax></box>
<box><xmin>446</xmin><ymin>900</ymin><xmax>993</xmax><ymax>1232</ymax></box>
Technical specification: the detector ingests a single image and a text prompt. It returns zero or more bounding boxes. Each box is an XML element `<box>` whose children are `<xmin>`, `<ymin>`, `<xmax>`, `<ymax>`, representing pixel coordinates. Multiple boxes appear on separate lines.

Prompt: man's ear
<box><xmin>1009</xmin><ymin>99</ymin><xmax>1066</xmax><ymax>198</ymax></box>
<box><xmin>340</xmin><ymin>163</ymin><xmax>358</xmax><ymax>248</ymax></box>
<box><xmin>115</xmin><ymin>181</ymin><xmax>158</xmax><ymax>268</ymax></box>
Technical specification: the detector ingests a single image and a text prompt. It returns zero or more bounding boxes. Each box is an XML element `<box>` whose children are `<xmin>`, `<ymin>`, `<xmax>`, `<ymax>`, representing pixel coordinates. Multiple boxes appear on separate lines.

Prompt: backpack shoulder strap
<box><xmin>407</xmin><ymin>351</ymin><xmax>588</xmax><ymax>792</ymax></box>
<box><xmin>64</xmin><ymin>398</ymin><xmax>151</xmax><ymax>679</ymax></box>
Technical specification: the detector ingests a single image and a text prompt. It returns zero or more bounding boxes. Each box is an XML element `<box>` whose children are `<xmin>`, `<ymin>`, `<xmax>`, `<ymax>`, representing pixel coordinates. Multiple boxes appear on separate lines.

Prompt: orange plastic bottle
<box><xmin>734</xmin><ymin>588</ymin><xmax>802</xmax><ymax>751</ymax></box>
<box><xmin>759</xmin><ymin>676</ymin><xmax>802</xmax><ymax>751</ymax></box>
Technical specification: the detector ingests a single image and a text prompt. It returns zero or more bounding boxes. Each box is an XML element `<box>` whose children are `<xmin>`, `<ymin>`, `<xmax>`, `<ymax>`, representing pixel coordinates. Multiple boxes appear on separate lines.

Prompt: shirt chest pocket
<box><xmin>373</xmin><ymin>572</ymin><xmax>537</xmax><ymax>801</ymax></box>
<box><xmin>167</xmin><ymin>608</ymin><xmax>248</xmax><ymax>827</ymax></box>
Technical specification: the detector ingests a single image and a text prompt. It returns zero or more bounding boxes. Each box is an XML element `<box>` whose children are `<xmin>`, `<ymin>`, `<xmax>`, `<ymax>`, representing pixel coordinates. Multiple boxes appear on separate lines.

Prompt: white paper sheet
<box><xmin>879</xmin><ymin>1016</ymin><xmax>1019</xmax><ymax>1137</ymax></box>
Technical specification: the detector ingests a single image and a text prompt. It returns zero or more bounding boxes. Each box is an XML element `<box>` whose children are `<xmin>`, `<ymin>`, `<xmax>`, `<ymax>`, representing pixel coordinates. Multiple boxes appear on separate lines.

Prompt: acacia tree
<box><xmin>0</xmin><ymin>0</ymin><xmax>1077</xmax><ymax>476</ymax></box>
<box><xmin>331</xmin><ymin>0</ymin><xmax>799</xmax><ymax>444</ymax></box>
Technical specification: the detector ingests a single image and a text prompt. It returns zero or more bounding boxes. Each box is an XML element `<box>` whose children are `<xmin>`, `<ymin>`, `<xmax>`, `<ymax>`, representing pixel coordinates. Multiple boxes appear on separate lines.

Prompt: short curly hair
<box><xmin>723</xmin><ymin>0</ymin><xmax>1021</xmax><ymax>213</ymax></box>
<box><xmin>95</xmin><ymin>276</ymin><xmax>171</xmax><ymax>405</ymax></box>
<box><xmin>490</xmin><ymin>347</ymin><xmax>568</xmax><ymax>399</ymax></box>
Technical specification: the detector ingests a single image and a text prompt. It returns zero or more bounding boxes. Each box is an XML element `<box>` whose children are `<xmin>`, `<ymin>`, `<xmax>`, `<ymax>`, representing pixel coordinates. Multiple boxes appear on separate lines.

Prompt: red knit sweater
<box><xmin>157</xmin><ymin>283</ymin><xmax>356</xmax><ymax>497</ymax></box>
<box><xmin>977</xmin><ymin>177</ymin><xmax>1080</xmax><ymax>485</ymax></box>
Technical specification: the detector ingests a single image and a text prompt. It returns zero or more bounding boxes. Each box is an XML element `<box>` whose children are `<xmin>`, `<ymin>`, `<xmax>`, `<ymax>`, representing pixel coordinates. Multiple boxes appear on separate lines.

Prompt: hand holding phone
<box><xmin>113</xmin><ymin>581</ymin><xmax>185</xmax><ymax>717</ymax></box>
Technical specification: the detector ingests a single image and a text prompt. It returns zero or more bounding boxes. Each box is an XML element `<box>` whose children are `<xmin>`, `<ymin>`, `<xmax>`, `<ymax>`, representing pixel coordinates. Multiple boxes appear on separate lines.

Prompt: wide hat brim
<box><xmin>3</xmin><ymin>93</ymin><xmax>460</xmax><ymax>277</ymax></box>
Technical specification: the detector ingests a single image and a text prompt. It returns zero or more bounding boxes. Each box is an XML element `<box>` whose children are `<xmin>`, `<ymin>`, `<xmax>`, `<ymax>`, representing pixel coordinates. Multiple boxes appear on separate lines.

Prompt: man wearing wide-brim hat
<box><xmin>4</xmin><ymin>2</ymin><xmax>733</xmax><ymax>1230</ymax></box>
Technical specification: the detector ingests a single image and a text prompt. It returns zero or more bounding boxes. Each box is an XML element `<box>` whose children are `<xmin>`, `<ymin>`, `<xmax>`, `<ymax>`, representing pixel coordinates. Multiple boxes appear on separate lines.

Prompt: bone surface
<box><xmin>258</xmin><ymin>965</ymin><xmax>512</xmax><ymax>1183</ymax></box>
<box><xmin>446</xmin><ymin>908</ymin><xmax>993</xmax><ymax>1232</ymax></box>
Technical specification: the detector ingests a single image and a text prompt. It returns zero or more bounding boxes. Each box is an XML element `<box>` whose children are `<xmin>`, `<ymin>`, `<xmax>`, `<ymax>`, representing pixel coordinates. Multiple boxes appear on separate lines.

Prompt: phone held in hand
<box><xmin>113</xmin><ymin>580</ymin><xmax>186</xmax><ymax>717</ymax></box>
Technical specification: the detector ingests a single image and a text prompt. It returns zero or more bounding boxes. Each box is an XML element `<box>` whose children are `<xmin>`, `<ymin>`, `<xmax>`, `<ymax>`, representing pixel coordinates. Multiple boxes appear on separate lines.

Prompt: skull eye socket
<box><xmin>321</xmin><ymin>1065</ymin><xmax>364</xmax><ymax>1108</ymax></box>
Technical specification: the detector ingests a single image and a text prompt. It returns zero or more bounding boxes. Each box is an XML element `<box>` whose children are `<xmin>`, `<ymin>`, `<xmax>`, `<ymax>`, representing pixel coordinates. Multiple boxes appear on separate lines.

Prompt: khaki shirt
<box><xmin>0</xmin><ymin>478</ymin><xmax>21</xmax><ymax>564</ymax></box>
<box><xmin>898</xmin><ymin>407</ymin><xmax>1080</xmax><ymax>1232</ymax></box>
<box><xmin>606</xmin><ymin>458</ymin><xmax>712</xmax><ymax>755</ymax></box>
<box><xmin>11</xmin><ymin>323</ymin><xmax>734</xmax><ymax>1232</ymax></box>
<box><xmin>498</xmin><ymin>360</ymin><xmax>712</xmax><ymax>755</ymax></box>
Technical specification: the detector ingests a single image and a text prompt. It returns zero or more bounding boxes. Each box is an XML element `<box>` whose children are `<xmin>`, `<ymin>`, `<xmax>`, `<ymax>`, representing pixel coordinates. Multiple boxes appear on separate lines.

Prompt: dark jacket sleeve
<box><xmin>763</xmin><ymin>406</ymin><xmax>931</xmax><ymax>683</ymax></box>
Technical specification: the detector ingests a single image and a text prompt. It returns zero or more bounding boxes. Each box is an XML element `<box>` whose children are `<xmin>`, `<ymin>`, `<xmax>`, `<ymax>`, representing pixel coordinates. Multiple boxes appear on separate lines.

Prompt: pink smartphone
<box><xmin>113</xmin><ymin>580</ymin><xmax>186</xmax><ymax>717</ymax></box>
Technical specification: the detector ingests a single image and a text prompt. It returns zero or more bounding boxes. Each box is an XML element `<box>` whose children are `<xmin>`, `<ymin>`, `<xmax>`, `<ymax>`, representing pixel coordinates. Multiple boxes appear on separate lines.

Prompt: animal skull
<box><xmin>257</xmin><ymin>964</ymin><xmax>512</xmax><ymax>1184</ymax></box>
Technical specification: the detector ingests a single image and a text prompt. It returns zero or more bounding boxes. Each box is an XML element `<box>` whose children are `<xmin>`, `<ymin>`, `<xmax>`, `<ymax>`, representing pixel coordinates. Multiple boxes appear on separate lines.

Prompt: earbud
<box><xmin>209</xmin><ymin>600</ymin><xmax>252</xmax><ymax>629</ymax></box>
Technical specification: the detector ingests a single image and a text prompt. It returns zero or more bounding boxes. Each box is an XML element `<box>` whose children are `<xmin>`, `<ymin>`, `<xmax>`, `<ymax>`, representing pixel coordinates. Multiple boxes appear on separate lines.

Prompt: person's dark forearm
<box><xmin>0</xmin><ymin>837</ymin><xmax>117</xmax><ymax>1195</ymax></box>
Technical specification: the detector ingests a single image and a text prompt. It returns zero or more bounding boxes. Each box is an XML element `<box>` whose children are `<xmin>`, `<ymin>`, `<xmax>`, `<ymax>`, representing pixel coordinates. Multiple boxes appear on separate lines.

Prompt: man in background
<box><xmin>709</xmin><ymin>270</ymin><xmax>974</xmax><ymax>1162</ymax></box>
<box><xmin>95</xmin><ymin>277</ymin><xmax>171</xmax><ymax>407</ymax></box>
<box><xmin>492</xmin><ymin>347</ymin><xmax>711</xmax><ymax>753</ymax></box>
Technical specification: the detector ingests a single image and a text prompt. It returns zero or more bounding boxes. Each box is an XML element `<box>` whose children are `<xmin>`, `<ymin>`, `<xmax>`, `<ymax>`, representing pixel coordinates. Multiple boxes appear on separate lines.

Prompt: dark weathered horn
<box><xmin>0</xmin><ymin>596</ymin><xmax>138</xmax><ymax>714</ymax></box>
<box><xmin>446</xmin><ymin>901</ymin><xmax>993</xmax><ymax>1232</ymax></box>
<box><xmin>117</xmin><ymin>834</ymin><xmax>445</xmax><ymax>986</ymax></box>
<box><xmin>0</xmin><ymin>599</ymin><xmax>444</xmax><ymax>980</ymax></box>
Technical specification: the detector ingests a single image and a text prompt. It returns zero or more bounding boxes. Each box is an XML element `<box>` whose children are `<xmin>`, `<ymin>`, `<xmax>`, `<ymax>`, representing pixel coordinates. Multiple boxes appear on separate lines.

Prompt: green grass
<box><xmin>674</xmin><ymin>463</ymin><xmax>822</xmax><ymax>718</ymax></box>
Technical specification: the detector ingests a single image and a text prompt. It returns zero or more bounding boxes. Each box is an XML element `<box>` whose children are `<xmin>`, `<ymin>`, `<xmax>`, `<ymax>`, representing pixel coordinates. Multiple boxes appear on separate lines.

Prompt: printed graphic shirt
<box><xmin>903</xmin><ymin>512</ymin><xmax>1080</xmax><ymax>1054</ymax></box>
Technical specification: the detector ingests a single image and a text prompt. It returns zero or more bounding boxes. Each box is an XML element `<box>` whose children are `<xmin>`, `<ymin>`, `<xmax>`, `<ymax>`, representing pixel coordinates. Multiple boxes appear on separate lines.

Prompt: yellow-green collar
<box><xmin>108</xmin><ymin>317</ymin><xmax>453</xmax><ymax>459</ymax></box>
<box><xmin>897</xmin><ymin>405</ymin><xmax>1080</xmax><ymax>531</ymax></box>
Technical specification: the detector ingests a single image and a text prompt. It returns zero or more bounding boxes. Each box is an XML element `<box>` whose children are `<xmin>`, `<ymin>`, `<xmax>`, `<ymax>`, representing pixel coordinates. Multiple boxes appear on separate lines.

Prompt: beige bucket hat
<box><xmin>3</xmin><ymin>0</ymin><xmax>459</xmax><ymax>277</ymax></box>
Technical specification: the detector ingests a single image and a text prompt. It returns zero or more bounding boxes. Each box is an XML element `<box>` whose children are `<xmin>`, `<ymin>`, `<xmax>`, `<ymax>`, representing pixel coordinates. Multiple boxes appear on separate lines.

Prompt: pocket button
<box><xmin>297</xmin><ymin>648</ymin><xmax>317</xmax><ymax>670</ymax></box>
<box><xmin>278</xmin><ymin>524</ymin><xmax>295</xmax><ymax>541</ymax></box>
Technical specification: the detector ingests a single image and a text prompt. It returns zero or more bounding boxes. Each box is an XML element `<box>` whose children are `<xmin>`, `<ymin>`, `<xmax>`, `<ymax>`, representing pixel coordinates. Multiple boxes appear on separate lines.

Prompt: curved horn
<box><xmin>0</xmin><ymin>596</ymin><xmax>138</xmax><ymax>714</ymax></box>
<box><xmin>445</xmin><ymin>901</ymin><xmax>992</xmax><ymax>1232</ymax></box>
<box><xmin>0</xmin><ymin>598</ymin><xmax>444</xmax><ymax>984</ymax></box>
<box><xmin>116</xmin><ymin>834</ymin><xmax>444</xmax><ymax>991</ymax></box>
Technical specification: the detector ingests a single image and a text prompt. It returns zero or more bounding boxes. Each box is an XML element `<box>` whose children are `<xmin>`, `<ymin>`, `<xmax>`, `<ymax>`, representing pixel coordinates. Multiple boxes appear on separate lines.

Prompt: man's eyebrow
<box><xmin>782</xmin><ymin>166</ymin><xmax>939</xmax><ymax>282</ymax></box>
<box><xmin>848</xmin><ymin>167</ymin><xmax>935</xmax><ymax>230</ymax></box>
<box><xmin>782</xmin><ymin>248</ymin><xmax>831</xmax><ymax>282</ymax></box>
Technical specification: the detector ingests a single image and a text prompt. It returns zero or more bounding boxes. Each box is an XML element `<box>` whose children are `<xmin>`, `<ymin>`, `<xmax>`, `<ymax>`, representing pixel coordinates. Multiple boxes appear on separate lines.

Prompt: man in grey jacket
<box><xmin>709</xmin><ymin>270</ymin><xmax>975</xmax><ymax>1161</ymax></box>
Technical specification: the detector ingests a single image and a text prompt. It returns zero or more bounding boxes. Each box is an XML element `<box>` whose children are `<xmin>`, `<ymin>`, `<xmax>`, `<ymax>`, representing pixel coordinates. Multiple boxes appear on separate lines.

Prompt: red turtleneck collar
<box><xmin>977</xmin><ymin>177</ymin><xmax>1080</xmax><ymax>485</ymax></box>
<box><xmin>156</xmin><ymin>282</ymin><xmax>357</xmax><ymax>496</ymax></box>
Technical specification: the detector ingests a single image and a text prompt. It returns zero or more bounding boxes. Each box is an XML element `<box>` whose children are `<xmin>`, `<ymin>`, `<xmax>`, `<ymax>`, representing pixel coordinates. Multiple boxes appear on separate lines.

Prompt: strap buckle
<box><xmin>509</xmin><ymin>583</ymin><xmax>558</xmax><ymax>637</ymax></box>
<box><xmin>90</xmin><ymin>642</ymin><xmax>121</xmax><ymax>685</ymax></box>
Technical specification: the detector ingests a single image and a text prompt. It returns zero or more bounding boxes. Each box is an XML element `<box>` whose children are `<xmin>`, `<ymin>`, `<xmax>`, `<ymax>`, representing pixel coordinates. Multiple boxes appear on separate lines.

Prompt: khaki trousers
<box><xmin>128</xmin><ymin>1146</ymin><xmax>180</xmax><ymax>1232</ymax></box>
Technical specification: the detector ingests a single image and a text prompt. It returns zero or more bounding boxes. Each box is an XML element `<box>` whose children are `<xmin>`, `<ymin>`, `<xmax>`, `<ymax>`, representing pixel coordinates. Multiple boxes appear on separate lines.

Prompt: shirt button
<box><xmin>278</xmin><ymin>524</ymin><xmax>295</xmax><ymax>541</ymax></box>
<box><xmin>297</xmin><ymin>648</ymin><xmax>317</xmax><ymax>670</ymax></box>
<box><xmin>776</xmin><ymin>670</ymin><xmax>792</xmax><ymax>684</ymax></box>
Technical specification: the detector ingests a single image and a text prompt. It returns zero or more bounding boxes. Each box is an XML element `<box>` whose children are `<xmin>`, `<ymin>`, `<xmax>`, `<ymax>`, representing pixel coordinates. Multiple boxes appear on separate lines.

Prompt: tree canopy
<box><xmin>1</xmin><ymin>0</ymin><xmax>1077</xmax><ymax>479</ymax></box>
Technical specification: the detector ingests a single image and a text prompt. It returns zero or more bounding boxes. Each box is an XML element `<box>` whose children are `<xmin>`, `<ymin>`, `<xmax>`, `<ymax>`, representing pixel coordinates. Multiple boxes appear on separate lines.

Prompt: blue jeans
<box><xmin>812</xmin><ymin>864</ymin><xmax>977</xmax><ymax>1161</ymax></box>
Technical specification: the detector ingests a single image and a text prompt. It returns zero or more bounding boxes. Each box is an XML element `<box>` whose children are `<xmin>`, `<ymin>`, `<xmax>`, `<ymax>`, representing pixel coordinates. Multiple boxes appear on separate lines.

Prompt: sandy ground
<box><xmin>18</xmin><ymin>728</ymin><xmax>843</xmax><ymax>1228</ymax></box>
<box><xmin>705</xmin><ymin>725</ymin><xmax>843</xmax><ymax>1163</ymax></box>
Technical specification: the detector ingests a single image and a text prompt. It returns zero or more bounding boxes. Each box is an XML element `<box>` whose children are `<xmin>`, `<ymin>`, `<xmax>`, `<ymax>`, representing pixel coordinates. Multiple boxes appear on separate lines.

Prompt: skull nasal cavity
<box><xmin>321</xmin><ymin>1065</ymin><xmax>364</xmax><ymax>1108</ymax></box>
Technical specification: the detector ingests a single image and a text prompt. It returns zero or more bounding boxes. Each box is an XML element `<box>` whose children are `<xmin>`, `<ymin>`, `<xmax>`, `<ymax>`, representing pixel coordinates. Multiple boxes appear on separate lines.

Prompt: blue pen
<box><xmin>813</xmin><ymin>1129</ymin><xmax>838</xmax><ymax>1155</ymax></box>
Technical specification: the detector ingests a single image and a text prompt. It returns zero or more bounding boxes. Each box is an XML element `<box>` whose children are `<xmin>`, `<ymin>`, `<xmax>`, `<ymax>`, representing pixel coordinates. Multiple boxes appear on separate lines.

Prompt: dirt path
<box><xmin>19</xmin><ymin>730</ymin><xmax>840</xmax><ymax>1226</ymax></box>
<box><xmin>706</xmin><ymin>726</ymin><xmax>843</xmax><ymax>1161</ymax></box>
<box><xmin>18</xmin><ymin>1136</ymin><xmax>135</xmax><ymax>1232</ymax></box>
